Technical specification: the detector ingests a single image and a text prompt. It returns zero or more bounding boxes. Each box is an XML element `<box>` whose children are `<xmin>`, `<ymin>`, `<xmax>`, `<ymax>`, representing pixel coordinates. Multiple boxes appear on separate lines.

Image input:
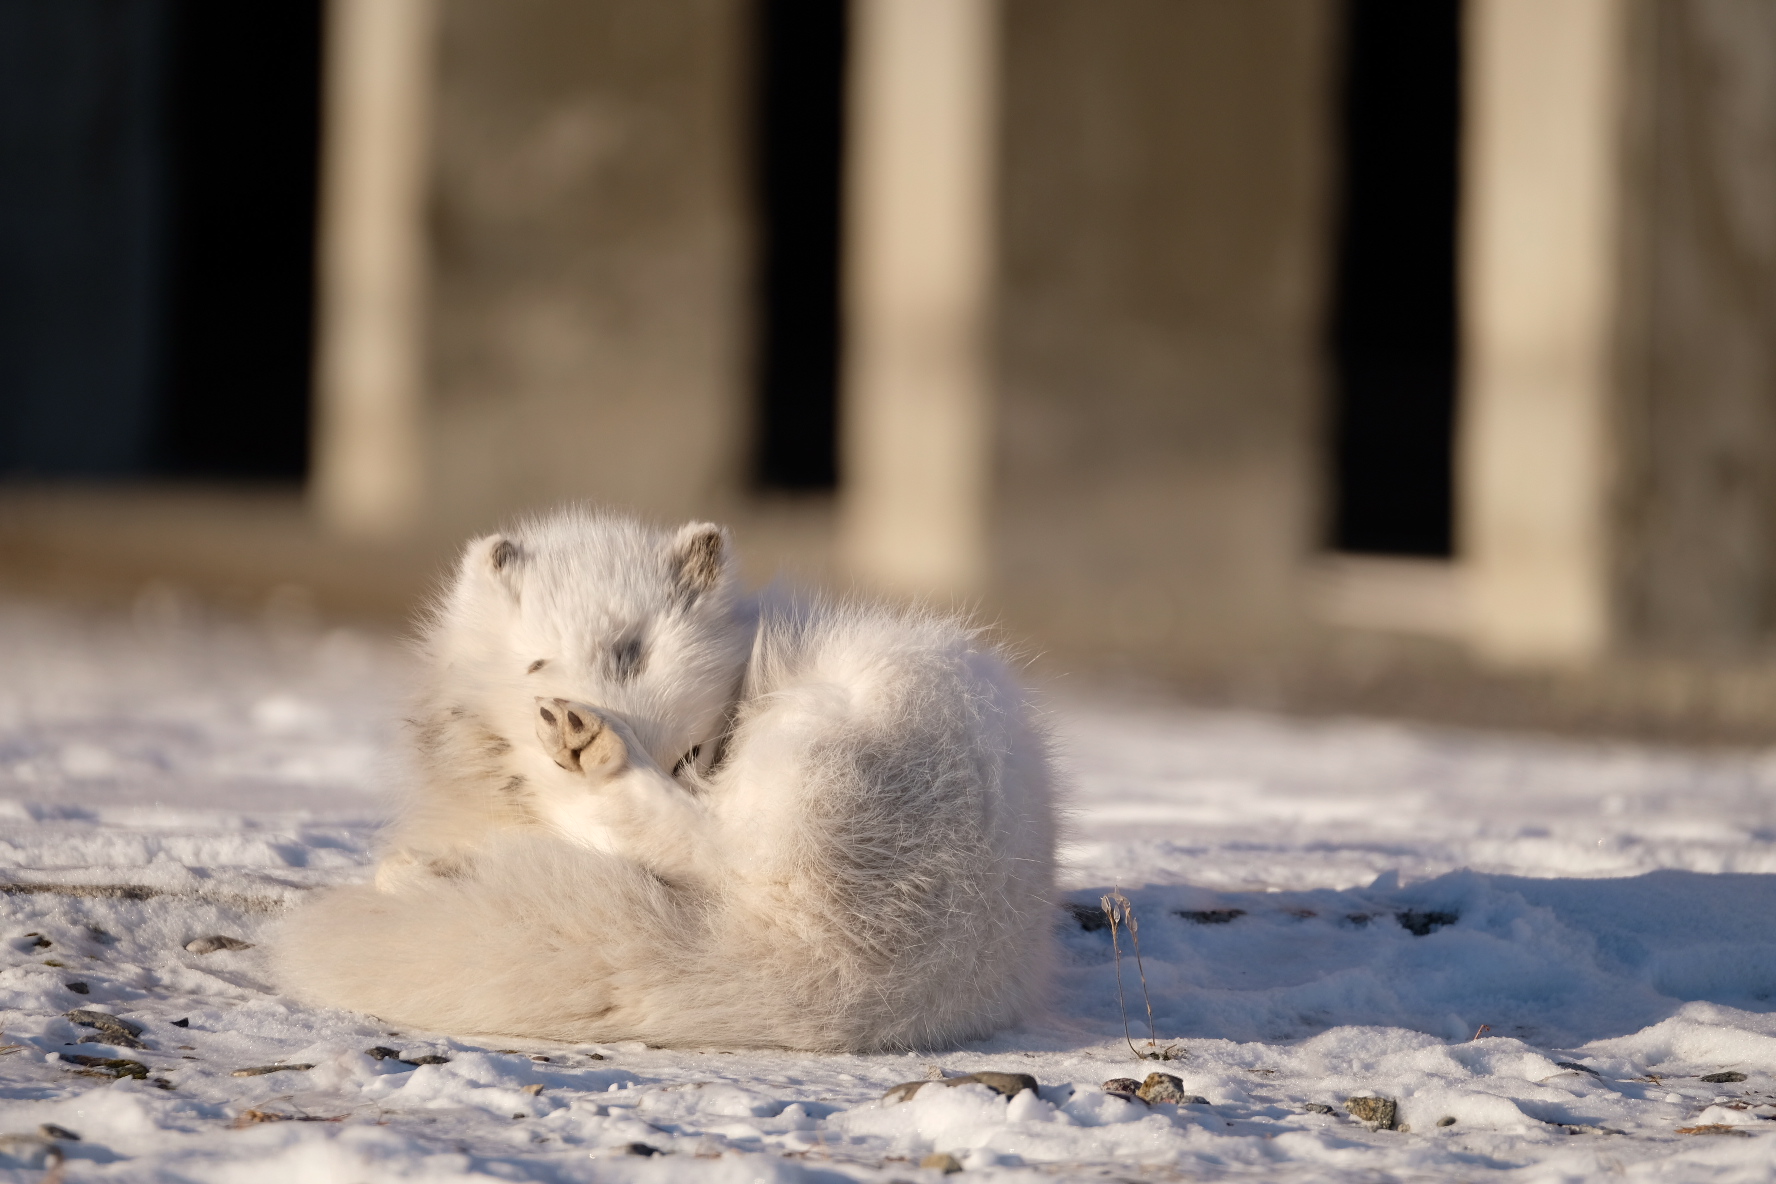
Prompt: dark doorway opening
<box><xmin>1328</xmin><ymin>0</ymin><xmax>1462</xmax><ymax>557</ymax></box>
<box><xmin>0</xmin><ymin>0</ymin><xmax>321</xmax><ymax>483</ymax></box>
<box><xmin>157</xmin><ymin>1</ymin><xmax>322</xmax><ymax>480</ymax></box>
<box><xmin>751</xmin><ymin>0</ymin><xmax>847</xmax><ymax>492</ymax></box>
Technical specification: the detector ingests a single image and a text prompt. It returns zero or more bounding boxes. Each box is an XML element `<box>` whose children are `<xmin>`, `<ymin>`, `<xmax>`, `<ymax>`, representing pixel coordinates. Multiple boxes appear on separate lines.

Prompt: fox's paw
<box><xmin>535</xmin><ymin>697</ymin><xmax>628</xmax><ymax>776</ymax></box>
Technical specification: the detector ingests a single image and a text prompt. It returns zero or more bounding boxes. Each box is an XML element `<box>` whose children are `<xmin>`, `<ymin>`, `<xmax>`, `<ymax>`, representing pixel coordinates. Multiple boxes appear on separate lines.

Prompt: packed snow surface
<box><xmin>4</xmin><ymin>598</ymin><xmax>1776</xmax><ymax>1181</ymax></box>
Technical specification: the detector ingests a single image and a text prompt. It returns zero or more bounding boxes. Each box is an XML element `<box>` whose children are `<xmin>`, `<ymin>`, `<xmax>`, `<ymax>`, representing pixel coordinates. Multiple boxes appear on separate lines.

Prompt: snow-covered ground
<box><xmin>4</xmin><ymin>598</ymin><xmax>1776</xmax><ymax>1181</ymax></box>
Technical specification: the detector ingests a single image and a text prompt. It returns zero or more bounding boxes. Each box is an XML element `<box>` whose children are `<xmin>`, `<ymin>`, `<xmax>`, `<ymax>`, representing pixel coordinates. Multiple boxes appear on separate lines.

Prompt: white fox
<box><xmin>274</xmin><ymin>508</ymin><xmax>1057</xmax><ymax>1051</ymax></box>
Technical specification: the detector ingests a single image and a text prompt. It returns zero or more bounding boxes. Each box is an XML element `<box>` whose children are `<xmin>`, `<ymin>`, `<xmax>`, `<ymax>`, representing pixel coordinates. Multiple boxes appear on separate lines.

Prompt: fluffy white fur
<box><xmin>274</xmin><ymin>508</ymin><xmax>1057</xmax><ymax>1051</ymax></box>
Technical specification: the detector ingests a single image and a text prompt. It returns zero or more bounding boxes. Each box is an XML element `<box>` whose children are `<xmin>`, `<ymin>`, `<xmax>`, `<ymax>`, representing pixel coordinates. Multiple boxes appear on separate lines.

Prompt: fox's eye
<box><xmin>527</xmin><ymin>659</ymin><xmax>547</xmax><ymax>673</ymax></box>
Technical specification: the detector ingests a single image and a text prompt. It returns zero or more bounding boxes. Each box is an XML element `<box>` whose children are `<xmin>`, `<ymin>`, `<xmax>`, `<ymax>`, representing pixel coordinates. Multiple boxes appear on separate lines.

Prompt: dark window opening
<box><xmin>0</xmin><ymin>0</ymin><xmax>321</xmax><ymax>483</ymax></box>
<box><xmin>752</xmin><ymin>0</ymin><xmax>847</xmax><ymax>492</ymax></box>
<box><xmin>1328</xmin><ymin>0</ymin><xmax>1462</xmax><ymax>557</ymax></box>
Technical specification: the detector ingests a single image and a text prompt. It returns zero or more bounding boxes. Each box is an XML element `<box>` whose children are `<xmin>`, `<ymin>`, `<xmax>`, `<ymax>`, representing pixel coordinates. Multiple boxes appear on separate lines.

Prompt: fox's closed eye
<box><xmin>527</xmin><ymin>659</ymin><xmax>547</xmax><ymax>673</ymax></box>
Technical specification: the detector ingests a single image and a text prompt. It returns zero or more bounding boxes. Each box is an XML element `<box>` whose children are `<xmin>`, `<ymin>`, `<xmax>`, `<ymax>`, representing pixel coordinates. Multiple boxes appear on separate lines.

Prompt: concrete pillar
<box><xmin>840</xmin><ymin>0</ymin><xmax>998</xmax><ymax>598</ymax></box>
<box><xmin>1460</xmin><ymin>0</ymin><xmax>1631</xmax><ymax>664</ymax></box>
<box><xmin>310</xmin><ymin>0</ymin><xmax>435</xmax><ymax>539</ymax></box>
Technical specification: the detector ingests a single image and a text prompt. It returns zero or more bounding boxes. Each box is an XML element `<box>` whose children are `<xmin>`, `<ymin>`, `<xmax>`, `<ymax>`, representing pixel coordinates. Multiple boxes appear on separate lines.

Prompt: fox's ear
<box><xmin>670</xmin><ymin>522</ymin><xmax>731</xmax><ymax>607</ymax></box>
<box><xmin>464</xmin><ymin>533</ymin><xmax>525</xmax><ymax>600</ymax></box>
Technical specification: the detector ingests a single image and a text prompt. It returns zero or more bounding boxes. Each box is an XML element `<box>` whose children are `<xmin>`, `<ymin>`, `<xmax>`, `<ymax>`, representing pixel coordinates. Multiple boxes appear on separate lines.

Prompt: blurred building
<box><xmin>6</xmin><ymin>0</ymin><xmax>1776</xmax><ymax>737</ymax></box>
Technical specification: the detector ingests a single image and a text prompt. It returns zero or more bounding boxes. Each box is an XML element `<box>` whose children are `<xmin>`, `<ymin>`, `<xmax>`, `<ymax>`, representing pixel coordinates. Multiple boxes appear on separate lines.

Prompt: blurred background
<box><xmin>3</xmin><ymin>0</ymin><xmax>1776</xmax><ymax>740</ymax></box>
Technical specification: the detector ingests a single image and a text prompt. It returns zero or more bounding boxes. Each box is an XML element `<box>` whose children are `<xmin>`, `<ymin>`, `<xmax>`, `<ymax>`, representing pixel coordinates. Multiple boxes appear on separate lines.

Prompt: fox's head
<box><xmin>428</xmin><ymin>509</ymin><xmax>752</xmax><ymax>778</ymax></box>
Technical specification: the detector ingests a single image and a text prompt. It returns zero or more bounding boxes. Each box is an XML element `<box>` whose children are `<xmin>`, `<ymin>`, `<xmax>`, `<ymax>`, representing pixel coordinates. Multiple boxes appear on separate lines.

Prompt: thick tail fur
<box><xmin>274</xmin><ymin>820</ymin><xmax>1048</xmax><ymax>1051</ymax></box>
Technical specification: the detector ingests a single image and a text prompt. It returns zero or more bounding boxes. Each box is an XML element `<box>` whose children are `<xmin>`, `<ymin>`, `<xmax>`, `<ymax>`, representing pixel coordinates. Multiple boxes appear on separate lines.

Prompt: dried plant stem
<box><xmin>1102</xmin><ymin>891</ymin><xmax>1171</xmax><ymax>1060</ymax></box>
<box><xmin>1101</xmin><ymin>892</ymin><xmax>1141</xmax><ymax>1059</ymax></box>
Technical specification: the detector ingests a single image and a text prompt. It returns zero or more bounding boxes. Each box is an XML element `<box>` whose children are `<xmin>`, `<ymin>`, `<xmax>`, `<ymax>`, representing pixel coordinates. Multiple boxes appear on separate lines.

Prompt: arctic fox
<box><xmin>275</xmin><ymin>508</ymin><xmax>1057</xmax><ymax>1051</ymax></box>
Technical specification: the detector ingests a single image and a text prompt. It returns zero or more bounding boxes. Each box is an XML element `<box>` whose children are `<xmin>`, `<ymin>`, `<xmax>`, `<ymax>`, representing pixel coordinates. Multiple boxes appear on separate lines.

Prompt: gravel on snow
<box><xmin>4</xmin><ymin>599</ymin><xmax>1776</xmax><ymax>1181</ymax></box>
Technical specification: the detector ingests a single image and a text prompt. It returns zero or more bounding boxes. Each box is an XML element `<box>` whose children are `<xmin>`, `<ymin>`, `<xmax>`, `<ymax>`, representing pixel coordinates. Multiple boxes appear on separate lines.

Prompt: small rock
<box><xmin>61</xmin><ymin>1054</ymin><xmax>148</xmax><ymax>1080</ymax></box>
<box><xmin>1063</xmin><ymin>902</ymin><xmax>1110</xmax><ymax>932</ymax></box>
<box><xmin>171</xmin><ymin>1018</ymin><xmax>189</xmax><ymax>1028</ymax></box>
<box><xmin>231</xmin><ymin>1063</ymin><xmax>315</xmax><ymax>1077</ymax></box>
<box><xmin>1176</xmin><ymin>909</ymin><xmax>1246</xmax><ymax>925</ymax></box>
<box><xmin>63</xmin><ymin>982</ymin><xmax>89</xmax><ymax>995</ymax></box>
<box><xmin>583</xmin><ymin>1052</ymin><xmax>605</xmax><ymax>1060</ymax></box>
<box><xmin>529</xmin><ymin>1054</ymin><xmax>550</xmax><ymax>1062</ymax></box>
<box><xmin>920</xmin><ymin>1152</ymin><xmax>963</xmax><ymax>1174</ymax></box>
<box><xmin>65</xmin><ymin>1010</ymin><xmax>144</xmax><ymax>1049</ymax></box>
<box><xmin>27</xmin><ymin>936</ymin><xmax>50</xmax><ymax>950</ymax></box>
<box><xmin>229</xmin><ymin>1109</ymin><xmax>342</xmax><ymax>1128</ymax></box>
<box><xmin>1555</xmin><ymin>1061</ymin><xmax>1600</xmax><ymax>1076</ymax></box>
<box><xmin>1436</xmin><ymin>1115</ymin><xmax>1457</xmax><ymax>1127</ymax></box>
<box><xmin>1304</xmin><ymin>1103</ymin><xmax>1336</xmax><ymax>1115</ymax></box>
<box><xmin>1345</xmin><ymin>1095</ymin><xmax>1398</xmax><ymax>1130</ymax></box>
<box><xmin>364</xmin><ymin>1046</ymin><xmax>405</xmax><ymax>1061</ymax></box>
<box><xmin>185</xmin><ymin>935</ymin><xmax>253</xmax><ymax>955</ymax></box>
<box><xmin>1701</xmin><ymin>1071</ymin><xmax>1748</xmax><ymax>1084</ymax></box>
<box><xmin>924</xmin><ymin>1064</ymin><xmax>949</xmax><ymax>1081</ymax></box>
<box><xmin>37</xmin><ymin>1124</ymin><xmax>79</xmax><ymax>1141</ymax></box>
<box><xmin>884</xmin><ymin>1070</ymin><xmax>1038</xmax><ymax>1104</ymax></box>
<box><xmin>957</xmin><ymin>1071</ymin><xmax>1037</xmax><ymax>1098</ymax></box>
<box><xmin>618</xmin><ymin>1142</ymin><xmax>661</xmax><ymax>1156</ymax></box>
<box><xmin>1137</xmin><ymin>1072</ymin><xmax>1207</xmax><ymax>1106</ymax></box>
<box><xmin>522</xmin><ymin>1083</ymin><xmax>544</xmax><ymax>1096</ymax></box>
<box><xmin>407</xmin><ymin>1054</ymin><xmax>450</xmax><ymax>1065</ymax></box>
<box><xmin>1395</xmin><ymin>910</ymin><xmax>1458</xmax><ymax>937</ymax></box>
<box><xmin>1103</xmin><ymin>1077</ymin><xmax>1145</xmax><ymax>1100</ymax></box>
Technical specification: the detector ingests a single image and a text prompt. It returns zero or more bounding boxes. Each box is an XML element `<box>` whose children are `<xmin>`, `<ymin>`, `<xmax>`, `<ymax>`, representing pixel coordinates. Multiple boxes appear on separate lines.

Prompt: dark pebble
<box><xmin>231</xmin><ymin>1063</ymin><xmax>316</xmax><ymax>1077</ymax></box>
<box><xmin>407</xmin><ymin>1054</ymin><xmax>451</xmax><ymax>1065</ymax></box>
<box><xmin>1701</xmin><ymin>1071</ymin><xmax>1748</xmax><ymax>1084</ymax></box>
<box><xmin>364</xmin><ymin>1046</ymin><xmax>404</xmax><ymax>1061</ymax></box>
<box><xmin>620</xmin><ymin>1143</ymin><xmax>661</xmax><ymax>1156</ymax></box>
<box><xmin>1555</xmin><ymin>1061</ymin><xmax>1600</xmax><ymax>1076</ymax></box>
<box><xmin>171</xmin><ymin>1018</ymin><xmax>189</xmax><ymax>1028</ymax></box>
<box><xmin>1395</xmin><ymin>911</ymin><xmax>1459</xmax><ymax>937</ymax></box>
<box><xmin>1063</xmin><ymin>902</ymin><xmax>1109</xmax><ymax>932</ymax></box>
<box><xmin>65</xmin><ymin>1010</ymin><xmax>144</xmax><ymax>1049</ymax></box>
<box><xmin>61</xmin><ymin>1055</ymin><xmax>148</xmax><ymax>1080</ymax></box>
<box><xmin>37</xmin><ymin>1124</ymin><xmax>79</xmax><ymax>1141</ymax></box>
<box><xmin>64</xmin><ymin>982</ymin><xmax>89</xmax><ymax>995</ymax></box>
<box><xmin>1103</xmin><ymin>1077</ymin><xmax>1144</xmax><ymax>1100</ymax></box>
<box><xmin>1304</xmin><ymin>1103</ymin><xmax>1336</xmax><ymax>1115</ymax></box>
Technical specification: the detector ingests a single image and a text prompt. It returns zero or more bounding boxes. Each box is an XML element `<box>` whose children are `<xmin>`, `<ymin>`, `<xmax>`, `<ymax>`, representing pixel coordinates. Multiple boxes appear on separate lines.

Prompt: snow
<box><xmin>4</xmin><ymin>599</ymin><xmax>1776</xmax><ymax>1181</ymax></box>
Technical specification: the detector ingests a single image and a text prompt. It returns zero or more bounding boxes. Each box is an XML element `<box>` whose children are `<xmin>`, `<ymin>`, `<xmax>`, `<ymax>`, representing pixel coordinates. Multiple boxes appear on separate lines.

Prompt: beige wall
<box><xmin>993</xmin><ymin>0</ymin><xmax>1338</xmax><ymax>659</ymax></box>
<box><xmin>424</xmin><ymin>0</ymin><xmax>754</xmax><ymax>535</ymax></box>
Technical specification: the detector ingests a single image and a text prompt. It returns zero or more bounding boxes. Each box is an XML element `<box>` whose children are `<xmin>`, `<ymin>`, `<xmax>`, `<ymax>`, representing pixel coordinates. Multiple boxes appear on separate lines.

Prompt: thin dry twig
<box><xmin>1101</xmin><ymin>891</ymin><xmax>1182</xmax><ymax>1061</ymax></box>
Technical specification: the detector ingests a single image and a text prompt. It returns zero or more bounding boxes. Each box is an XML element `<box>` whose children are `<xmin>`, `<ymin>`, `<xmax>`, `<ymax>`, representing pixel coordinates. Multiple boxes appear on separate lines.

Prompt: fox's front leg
<box><xmin>533</xmin><ymin>697</ymin><xmax>720</xmax><ymax>886</ymax></box>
